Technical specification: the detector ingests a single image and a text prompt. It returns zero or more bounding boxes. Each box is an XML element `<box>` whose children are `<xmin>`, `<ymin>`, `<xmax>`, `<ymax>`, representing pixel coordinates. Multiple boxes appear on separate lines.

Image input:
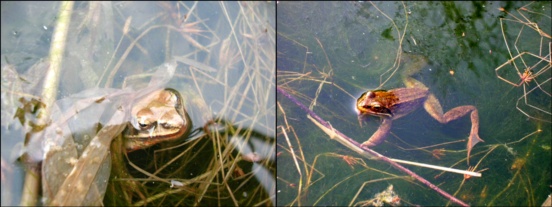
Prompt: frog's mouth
<box><xmin>358</xmin><ymin>104</ymin><xmax>393</xmax><ymax>118</ymax></box>
<box><xmin>125</xmin><ymin>118</ymin><xmax>189</xmax><ymax>139</ymax></box>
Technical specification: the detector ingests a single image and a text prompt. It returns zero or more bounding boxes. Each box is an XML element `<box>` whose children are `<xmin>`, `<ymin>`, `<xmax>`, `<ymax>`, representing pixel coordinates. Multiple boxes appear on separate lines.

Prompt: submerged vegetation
<box><xmin>277</xmin><ymin>1</ymin><xmax>550</xmax><ymax>206</ymax></box>
<box><xmin>2</xmin><ymin>2</ymin><xmax>274</xmax><ymax>206</ymax></box>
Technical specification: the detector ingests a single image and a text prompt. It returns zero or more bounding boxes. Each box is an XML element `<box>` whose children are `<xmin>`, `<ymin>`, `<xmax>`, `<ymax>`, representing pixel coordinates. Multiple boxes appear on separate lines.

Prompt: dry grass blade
<box><xmin>369</xmin><ymin>2</ymin><xmax>409</xmax><ymax>88</ymax></box>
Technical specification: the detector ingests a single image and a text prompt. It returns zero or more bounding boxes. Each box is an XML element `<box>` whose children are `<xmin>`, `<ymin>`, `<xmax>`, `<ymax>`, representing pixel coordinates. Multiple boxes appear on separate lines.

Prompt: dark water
<box><xmin>277</xmin><ymin>1</ymin><xmax>550</xmax><ymax>206</ymax></box>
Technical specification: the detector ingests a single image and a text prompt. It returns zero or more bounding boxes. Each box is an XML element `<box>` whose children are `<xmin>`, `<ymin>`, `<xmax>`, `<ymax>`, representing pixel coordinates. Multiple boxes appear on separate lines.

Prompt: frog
<box><xmin>355</xmin><ymin>54</ymin><xmax>483</xmax><ymax>164</ymax></box>
<box><xmin>124</xmin><ymin>88</ymin><xmax>191</xmax><ymax>151</ymax></box>
<box><xmin>104</xmin><ymin>88</ymin><xmax>193</xmax><ymax>205</ymax></box>
<box><xmin>38</xmin><ymin>60</ymin><xmax>194</xmax><ymax>205</ymax></box>
<box><xmin>43</xmin><ymin>87</ymin><xmax>191</xmax><ymax>205</ymax></box>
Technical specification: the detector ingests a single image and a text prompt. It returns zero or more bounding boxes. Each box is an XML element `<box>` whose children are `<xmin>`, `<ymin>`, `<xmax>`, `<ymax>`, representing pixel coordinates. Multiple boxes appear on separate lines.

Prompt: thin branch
<box><xmin>277</xmin><ymin>86</ymin><xmax>469</xmax><ymax>207</ymax></box>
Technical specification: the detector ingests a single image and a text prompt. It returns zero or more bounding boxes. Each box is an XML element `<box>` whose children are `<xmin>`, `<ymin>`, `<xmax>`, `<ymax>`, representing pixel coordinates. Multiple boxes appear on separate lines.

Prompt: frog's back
<box><xmin>388</xmin><ymin>88</ymin><xmax>428</xmax><ymax>119</ymax></box>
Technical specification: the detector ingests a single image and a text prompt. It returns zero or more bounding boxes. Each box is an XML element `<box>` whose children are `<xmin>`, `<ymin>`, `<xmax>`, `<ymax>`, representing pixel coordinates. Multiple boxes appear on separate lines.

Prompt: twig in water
<box><xmin>277</xmin><ymin>86</ymin><xmax>469</xmax><ymax>207</ymax></box>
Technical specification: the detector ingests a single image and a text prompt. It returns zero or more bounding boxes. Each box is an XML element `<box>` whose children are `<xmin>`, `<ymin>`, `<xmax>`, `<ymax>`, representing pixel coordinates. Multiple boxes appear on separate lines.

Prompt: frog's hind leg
<box><xmin>439</xmin><ymin>105</ymin><xmax>482</xmax><ymax>143</ymax></box>
<box><xmin>426</xmin><ymin>102</ymin><xmax>484</xmax><ymax>165</ymax></box>
<box><xmin>403</xmin><ymin>76</ymin><xmax>428</xmax><ymax>90</ymax></box>
<box><xmin>401</xmin><ymin>54</ymin><xmax>429</xmax><ymax>78</ymax></box>
<box><xmin>404</xmin><ymin>77</ymin><xmax>445</xmax><ymax>123</ymax></box>
<box><xmin>466</xmin><ymin>109</ymin><xmax>483</xmax><ymax>165</ymax></box>
<box><xmin>404</xmin><ymin>70</ymin><xmax>483</xmax><ymax>164</ymax></box>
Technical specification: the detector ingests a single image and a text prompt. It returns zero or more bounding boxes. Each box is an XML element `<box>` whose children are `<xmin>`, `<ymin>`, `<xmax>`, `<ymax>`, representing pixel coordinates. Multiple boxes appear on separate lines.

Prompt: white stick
<box><xmin>307</xmin><ymin>115</ymin><xmax>482</xmax><ymax>178</ymax></box>
<box><xmin>389</xmin><ymin>158</ymin><xmax>481</xmax><ymax>177</ymax></box>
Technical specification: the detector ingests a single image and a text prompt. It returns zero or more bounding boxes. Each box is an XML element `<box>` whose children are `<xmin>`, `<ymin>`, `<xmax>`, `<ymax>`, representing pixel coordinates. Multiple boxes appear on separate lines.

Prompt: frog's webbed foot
<box><xmin>467</xmin><ymin>130</ymin><xmax>484</xmax><ymax>165</ymax></box>
<box><xmin>466</xmin><ymin>109</ymin><xmax>483</xmax><ymax>165</ymax></box>
<box><xmin>361</xmin><ymin>118</ymin><xmax>393</xmax><ymax>147</ymax></box>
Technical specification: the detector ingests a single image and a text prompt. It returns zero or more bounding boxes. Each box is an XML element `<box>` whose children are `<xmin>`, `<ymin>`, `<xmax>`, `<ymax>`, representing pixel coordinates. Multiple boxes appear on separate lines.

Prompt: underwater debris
<box><xmin>370</xmin><ymin>185</ymin><xmax>401</xmax><ymax>207</ymax></box>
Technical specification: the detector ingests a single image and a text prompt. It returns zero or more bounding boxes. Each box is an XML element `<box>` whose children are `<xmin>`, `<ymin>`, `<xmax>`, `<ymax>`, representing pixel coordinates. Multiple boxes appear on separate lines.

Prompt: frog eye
<box><xmin>137</xmin><ymin>119</ymin><xmax>153</xmax><ymax>130</ymax></box>
<box><xmin>139</xmin><ymin>123</ymin><xmax>152</xmax><ymax>130</ymax></box>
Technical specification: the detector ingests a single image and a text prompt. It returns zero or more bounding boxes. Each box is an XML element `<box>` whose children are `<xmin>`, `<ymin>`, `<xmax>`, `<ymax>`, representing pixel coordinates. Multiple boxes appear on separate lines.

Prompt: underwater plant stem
<box><xmin>41</xmin><ymin>1</ymin><xmax>74</xmax><ymax>112</ymax></box>
<box><xmin>20</xmin><ymin>2</ymin><xmax>74</xmax><ymax>206</ymax></box>
<box><xmin>277</xmin><ymin>86</ymin><xmax>469</xmax><ymax>207</ymax></box>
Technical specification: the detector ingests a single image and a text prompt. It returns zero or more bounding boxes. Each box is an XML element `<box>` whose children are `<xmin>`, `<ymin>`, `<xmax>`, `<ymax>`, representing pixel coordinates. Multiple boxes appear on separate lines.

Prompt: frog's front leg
<box><xmin>361</xmin><ymin>118</ymin><xmax>393</xmax><ymax>147</ymax></box>
<box><xmin>406</xmin><ymin>77</ymin><xmax>483</xmax><ymax>164</ymax></box>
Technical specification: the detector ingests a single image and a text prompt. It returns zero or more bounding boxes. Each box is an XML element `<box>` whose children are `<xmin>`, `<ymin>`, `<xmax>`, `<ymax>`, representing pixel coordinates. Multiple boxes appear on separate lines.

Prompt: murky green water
<box><xmin>2</xmin><ymin>2</ymin><xmax>275</xmax><ymax>206</ymax></box>
<box><xmin>277</xmin><ymin>1</ymin><xmax>550</xmax><ymax>206</ymax></box>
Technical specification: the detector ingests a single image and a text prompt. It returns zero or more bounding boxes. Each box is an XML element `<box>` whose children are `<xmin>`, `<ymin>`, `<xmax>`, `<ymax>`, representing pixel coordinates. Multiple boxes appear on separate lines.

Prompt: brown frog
<box><xmin>124</xmin><ymin>88</ymin><xmax>191</xmax><ymax>151</ymax></box>
<box><xmin>44</xmin><ymin>88</ymin><xmax>191</xmax><ymax>206</ymax></box>
<box><xmin>356</xmin><ymin>54</ymin><xmax>483</xmax><ymax>163</ymax></box>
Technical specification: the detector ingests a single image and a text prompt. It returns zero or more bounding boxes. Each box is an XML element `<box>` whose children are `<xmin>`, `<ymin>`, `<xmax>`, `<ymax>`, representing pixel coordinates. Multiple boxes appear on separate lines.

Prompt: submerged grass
<box><xmin>5</xmin><ymin>2</ymin><xmax>274</xmax><ymax>206</ymax></box>
<box><xmin>101</xmin><ymin>2</ymin><xmax>275</xmax><ymax>206</ymax></box>
<box><xmin>277</xmin><ymin>1</ymin><xmax>550</xmax><ymax>206</ymax></box>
